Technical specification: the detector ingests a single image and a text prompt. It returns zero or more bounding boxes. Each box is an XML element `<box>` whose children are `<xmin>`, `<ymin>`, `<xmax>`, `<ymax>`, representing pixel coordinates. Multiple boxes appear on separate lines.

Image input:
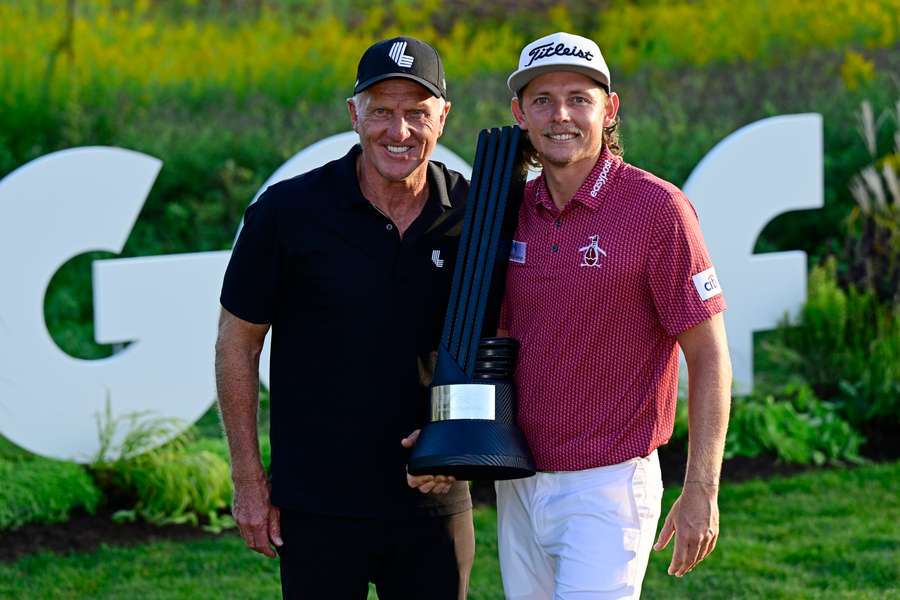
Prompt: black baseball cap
<box><xmin>354</xmin><ymin>37</ymin><xmax>447</xmax><ymax>98</ymax></box>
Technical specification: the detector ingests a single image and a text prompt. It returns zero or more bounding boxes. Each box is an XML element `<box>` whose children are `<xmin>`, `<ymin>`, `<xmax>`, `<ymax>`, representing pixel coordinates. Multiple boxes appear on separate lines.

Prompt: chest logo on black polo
<box><xmin>431</xmin><ymin>250</ymin><xmax>445</xmax><ymax>268</ymax></box>
<box><xmin>578</xmin><ymin>235</ymin><xmax>607</xmax><ymax>267</ymax></box>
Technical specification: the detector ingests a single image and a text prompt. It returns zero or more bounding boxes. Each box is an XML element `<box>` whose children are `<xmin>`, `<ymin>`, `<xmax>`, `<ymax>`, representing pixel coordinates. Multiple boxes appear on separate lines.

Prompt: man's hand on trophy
<box><xmin>402</xmin><ymin>429</ymin><xmax>456</xmax><ymax>494</ymax></box>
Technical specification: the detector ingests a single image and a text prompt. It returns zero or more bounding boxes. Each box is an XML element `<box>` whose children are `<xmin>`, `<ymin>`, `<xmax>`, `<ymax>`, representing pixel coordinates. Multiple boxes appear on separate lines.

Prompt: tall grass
<box><xmin>2</xmin><ymin>0</ymin><xmax>898</xmax><ymax>113</ymax></box>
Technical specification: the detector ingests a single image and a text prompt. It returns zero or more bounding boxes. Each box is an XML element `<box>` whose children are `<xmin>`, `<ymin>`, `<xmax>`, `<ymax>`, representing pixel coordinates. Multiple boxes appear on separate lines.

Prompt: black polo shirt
<box><xmin>221</xmin><ymin>145</ymin><xmax>471</xmax><ymax>519</ymax></box>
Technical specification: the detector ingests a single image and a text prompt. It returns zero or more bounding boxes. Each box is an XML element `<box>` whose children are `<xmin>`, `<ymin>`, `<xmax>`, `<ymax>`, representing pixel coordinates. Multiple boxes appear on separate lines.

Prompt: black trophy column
<box><xmin>408</xmin><ymin>126</ymin><xmax>536</xmax><ymax>480</ymax></box>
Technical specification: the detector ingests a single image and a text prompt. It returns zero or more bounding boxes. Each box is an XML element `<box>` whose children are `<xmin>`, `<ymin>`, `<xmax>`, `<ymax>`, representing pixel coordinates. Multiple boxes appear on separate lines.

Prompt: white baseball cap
<box><xmin>507</xmin><ymin>32</ymin><xmax>611</xmax><ymax>95</ymax></box>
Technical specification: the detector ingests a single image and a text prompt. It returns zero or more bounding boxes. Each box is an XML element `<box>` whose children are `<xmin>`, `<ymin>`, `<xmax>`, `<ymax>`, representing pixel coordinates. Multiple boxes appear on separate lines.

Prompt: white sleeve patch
<box><xmin>692</xmin><ymin>267</ymin><xmax>722</xmax><ymax>301</ymax></box>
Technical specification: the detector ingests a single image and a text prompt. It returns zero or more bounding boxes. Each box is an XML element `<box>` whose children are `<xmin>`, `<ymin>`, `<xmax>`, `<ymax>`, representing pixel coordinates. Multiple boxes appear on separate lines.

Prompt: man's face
<box><xmin>512</xmin><ymin>71</ymin><xmax>618</xmax><ymax>169</ymax></box>
<box><xmin>348</xmin><ymin>79</ymin><xmax>450</xmax><ymax>183</ymax></box>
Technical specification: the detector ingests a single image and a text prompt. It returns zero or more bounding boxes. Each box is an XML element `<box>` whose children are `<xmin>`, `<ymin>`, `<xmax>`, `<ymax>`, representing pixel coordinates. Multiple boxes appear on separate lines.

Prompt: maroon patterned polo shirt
<box><xmin>501</xmin><ymin>146</ymin><xmax>726</xmax><ymax>471</ymax></box>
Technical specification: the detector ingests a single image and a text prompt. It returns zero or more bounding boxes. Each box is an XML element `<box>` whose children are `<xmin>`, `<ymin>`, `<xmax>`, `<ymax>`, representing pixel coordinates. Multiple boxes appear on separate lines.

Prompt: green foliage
<box><xmin>104</xmin><ymin>448</ymin><xmax>235</xmax><ymax>533</ymax></box>
<box><xmin>773</xmin><ymin>259</ymin><xmax>900</xmax><ymax>425</ymax></box>
<box><xmin>671</xmin><ymin>394</ymin><xmax>690</xmax><ymax>443</ymax></box>
<box><xmin>726</xmin><ymin>383</ymin><xmax>865</xmax><ymax>465</ymax></box>
<box><xmin>0</xmin><ymin>458</ymin><xmax>102</xmax><ymax>531</ymax></box>
<box><xmin>0</xmin><ymin>436</ymin><xmax>30</xmax><ymax>462</ymax></box>
<box><xmin>92</xmin><ymin>395</ymin><xmax>186</xmax><ymax>463</ymax></box>
<box><xmin>843</xmin><ymin>99</ymin><xmax>900</xmax><ymax>304</ymax></box>
<box><xmin>90</xmin><ymin>402</ymin><xmax>234</xmax><ymax>532</ymax></box>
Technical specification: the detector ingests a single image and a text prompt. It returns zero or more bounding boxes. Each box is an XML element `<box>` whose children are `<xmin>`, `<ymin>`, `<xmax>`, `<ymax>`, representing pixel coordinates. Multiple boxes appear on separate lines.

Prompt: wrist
<box><xmin>684</xmin><ymin>479</ymin><xmax>719</xmax><ymax>487</ymax></box>
<box><xmin>231</xmin><ymin>468</ymin><xmax>267</xmax><ymax>484</ymax></box>
<box><xmin>683</xmin><ymin>480</ymin><xmax>720</xmax><ymax>497</ymax></box>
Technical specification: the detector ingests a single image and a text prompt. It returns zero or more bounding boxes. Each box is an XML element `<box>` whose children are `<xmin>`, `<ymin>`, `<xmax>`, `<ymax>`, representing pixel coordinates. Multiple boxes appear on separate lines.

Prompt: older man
<box><xmin>216</xmin><ymin>37</ymin><xmax>473</xmax><ymax>599</ymax></box>
<box><xmin>496</xmin><ymin>32</ymin><xmax>732</xmax><ymax>598</ymax></box>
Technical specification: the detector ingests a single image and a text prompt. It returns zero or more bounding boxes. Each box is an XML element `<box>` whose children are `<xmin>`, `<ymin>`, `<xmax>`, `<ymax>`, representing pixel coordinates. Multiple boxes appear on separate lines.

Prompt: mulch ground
<box><xmin>0</xmin><ymin>510</ymin><xmax>226</xmax><ymax>563</ymax></box>
<box><xmin>3</xmin><ymin>438</ymin><xmax>896</xmax><ymax>564</ymax></box>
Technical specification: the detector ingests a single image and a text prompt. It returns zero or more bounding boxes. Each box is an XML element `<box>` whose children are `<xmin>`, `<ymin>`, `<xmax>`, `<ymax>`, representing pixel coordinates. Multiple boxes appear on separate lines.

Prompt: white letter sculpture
<box><xmin>684</xmin><ymin>114</ymin><xmax>824</xmax><ymax>394</ymax></box>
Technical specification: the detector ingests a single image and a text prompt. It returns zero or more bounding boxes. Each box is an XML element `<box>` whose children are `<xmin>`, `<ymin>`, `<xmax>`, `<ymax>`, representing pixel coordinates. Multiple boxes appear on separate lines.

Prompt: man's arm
<box><xmin>215</xmin><ymin>307</ymin><xmax>282</xmax><ymax>558</ymax></box>
<box><xmin>653</xmin><ymin>312</ymin><xmax>732</xmax><ymax>576</ymax></box>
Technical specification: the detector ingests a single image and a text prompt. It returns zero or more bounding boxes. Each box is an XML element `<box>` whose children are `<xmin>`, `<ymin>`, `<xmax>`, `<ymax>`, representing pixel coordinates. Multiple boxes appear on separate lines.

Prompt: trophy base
<box><xmin>408</xmin><ymin>419</ymin><xmax>536</xmax><ymax>480</ymax></box>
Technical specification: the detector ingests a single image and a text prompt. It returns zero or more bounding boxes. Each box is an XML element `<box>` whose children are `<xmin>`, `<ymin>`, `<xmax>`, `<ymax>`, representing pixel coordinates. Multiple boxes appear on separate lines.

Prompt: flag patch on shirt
<box><xmin>692</xmin><ymin>267</ymin><xmax>722</xmax><ymax>301</ymax></box>
<box><xmin>510</xmin><ymin>240</ymin><xmax>527</xmax><ymax>264</ymax></box>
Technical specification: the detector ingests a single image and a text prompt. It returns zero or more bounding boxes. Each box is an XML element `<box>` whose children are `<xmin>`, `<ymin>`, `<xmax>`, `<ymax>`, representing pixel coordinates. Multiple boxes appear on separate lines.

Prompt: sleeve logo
<box><xmin>692</xmin><ymin>267</ymin><xmax>722</xmax><ymax>301</ymax></box>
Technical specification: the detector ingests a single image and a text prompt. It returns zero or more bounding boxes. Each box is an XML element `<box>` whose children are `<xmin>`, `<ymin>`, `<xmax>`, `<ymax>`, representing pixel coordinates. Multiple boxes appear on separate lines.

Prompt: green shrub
<box><xmin>774</xmin><ymin>259</ymin><xmax>900</xmax><ymax>425</ymax></box>
<box><xmin>0</xmin><ymin>436</ymin><xmax>30</xmax><ymax>462</ymax></box>
<box><xmin>0</xmin><ymin>458</ymin><xmax>102</xmax><ymax>531</ymax></box>
<box><xmin>725</xmin><ymin>383</ymin><xmax>865</xmax><ymax>465</ymax></box>
<box><xmin>101</xmin><ymin>447</ymin><xmax>234</xmax><ymax>532</ymax></box>
<box><xmin>90</xmin><ymin>403</ymin><xmax>235</xmax><ymax>532</ymax></box>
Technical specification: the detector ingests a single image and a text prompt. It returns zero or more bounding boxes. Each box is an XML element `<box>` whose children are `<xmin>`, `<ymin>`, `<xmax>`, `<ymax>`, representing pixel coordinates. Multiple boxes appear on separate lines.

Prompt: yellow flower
<box><xmin>840</xmin><ymin>50</ymin><xmax>876</xmax><ymax>91</ymax></box>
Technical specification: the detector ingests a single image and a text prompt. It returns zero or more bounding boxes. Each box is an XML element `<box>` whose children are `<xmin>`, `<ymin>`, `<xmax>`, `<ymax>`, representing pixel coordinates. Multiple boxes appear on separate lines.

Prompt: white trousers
<box><xmin>495</xmin><ymin>451</ymin><xmax>663</xmax><ymax>600</ymax></box>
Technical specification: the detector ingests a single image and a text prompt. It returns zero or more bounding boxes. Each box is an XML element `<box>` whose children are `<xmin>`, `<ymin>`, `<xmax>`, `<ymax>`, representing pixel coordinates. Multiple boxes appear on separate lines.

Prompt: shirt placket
<box><xmin>541</xmin><ymin>203</ymin><xmax>570</xmax><ymax>269</ymax></box>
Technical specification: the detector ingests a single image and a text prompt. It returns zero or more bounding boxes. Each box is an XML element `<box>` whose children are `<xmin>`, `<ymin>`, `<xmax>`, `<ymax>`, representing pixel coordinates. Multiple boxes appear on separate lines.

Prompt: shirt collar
<box><xmin>531</xmin><ymin>145</ymin><xmax>622</xmax><ymax>213</ymax></box>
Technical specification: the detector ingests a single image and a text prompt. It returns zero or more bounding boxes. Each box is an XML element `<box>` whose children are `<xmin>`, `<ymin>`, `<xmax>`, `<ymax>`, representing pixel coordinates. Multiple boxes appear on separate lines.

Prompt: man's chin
<box><xmin>541</xmin><ymin>154</ymin><xmax>578</xmax><ymax>168</ymax></box>
<box><xmin>375</xmin><ymin>162</ymin><xmax>425</xmax><ymax>183</ymax></box>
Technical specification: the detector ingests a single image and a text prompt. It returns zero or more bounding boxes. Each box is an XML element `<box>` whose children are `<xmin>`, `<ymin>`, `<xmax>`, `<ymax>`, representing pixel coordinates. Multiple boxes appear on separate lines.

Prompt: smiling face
<box><xmin>348</xmin><ymin>79</ymin><xmax>450</xmax><ymax>185</ymax></box>
<box><xmin>512</xmin><ymin>71</ymin><xmax>619</xmax><ymax>170</ymax></box>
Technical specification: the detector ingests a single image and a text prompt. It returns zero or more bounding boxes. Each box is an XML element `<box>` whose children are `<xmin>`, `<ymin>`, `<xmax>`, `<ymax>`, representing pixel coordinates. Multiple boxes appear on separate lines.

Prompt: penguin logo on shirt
<box><xmin>578</xmin><ymin>235</ymin><xmax>607</xmax><ymax>268</ymax></box>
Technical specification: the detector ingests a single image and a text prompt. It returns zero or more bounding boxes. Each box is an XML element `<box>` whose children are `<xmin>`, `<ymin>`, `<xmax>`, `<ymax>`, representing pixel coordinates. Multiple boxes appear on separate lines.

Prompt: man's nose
<box><xmin>387</xmin><ymin>115</ymin><xmax>412</xmax><ymax>139</ymax></box>
<box><xmin>550</xmin><ymin>102</ymin><xmax>571</xmax><ymax>123</ymax></box>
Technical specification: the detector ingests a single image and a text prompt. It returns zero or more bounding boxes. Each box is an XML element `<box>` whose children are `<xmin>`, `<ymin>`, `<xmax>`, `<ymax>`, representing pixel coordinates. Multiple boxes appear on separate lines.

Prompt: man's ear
<box><xmin>603</xmin><ymin>92</ymin><xmax>620</xmax><ymax>127</ymax></box>
<box><xmin>437</xmin><ymin>99</ymin><xmax>451</xmax><ymax>136</ymax></box>
<box><xmin>347</xmin><ymin>97</ymin><xmax>360</xmax><ymax>132</ymax></box>
<box><xmin>511</xmin><ymin>96</ymin><xmax>527</xmax><ymax>130</ymax></box>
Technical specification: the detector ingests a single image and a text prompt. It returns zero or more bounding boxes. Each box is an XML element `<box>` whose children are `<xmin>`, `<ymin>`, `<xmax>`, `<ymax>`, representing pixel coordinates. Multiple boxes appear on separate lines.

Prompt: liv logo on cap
<box><xmin>388</xmin><ymin>40</ymin><xmax>415</xmax><ymax>67</ymax></box>
<box><xmin>508</xmin><ymin>32</ymin><xmax>610</xmax><ymax>94</ymax></box>
<box><xmin>354</xmin><ymin>36</ymin><xmax>447</xmax><ymax>98</ymax></box>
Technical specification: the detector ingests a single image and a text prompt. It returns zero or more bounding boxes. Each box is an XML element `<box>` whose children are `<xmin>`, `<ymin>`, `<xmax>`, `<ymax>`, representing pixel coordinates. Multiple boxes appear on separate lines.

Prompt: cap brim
<box><xmin>354</xmin><ymin>73</ymin><xmax>444</xmax><ymax>98</ymax></box>
<box><xmin>507</xmin><ymin>64</ymin><xmax>610</xmax><ymax>95</ymax></box>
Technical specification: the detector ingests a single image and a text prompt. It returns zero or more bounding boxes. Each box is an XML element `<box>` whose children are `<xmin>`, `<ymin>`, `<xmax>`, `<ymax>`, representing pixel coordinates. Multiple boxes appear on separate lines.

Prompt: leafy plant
<box><xmin>844</xmin><ymin>98</ymin><xmax>900</xmax><ymax>304</ymax></box>
<box><xmin>105</xmin><ymin>448</ymin><xmax>235</xmax><ymax>533</ymax></box>
<box><xmin>92</xmin><ymin>394</ymin><xmax>187</xmax><ymax>464</ymax></box>
<box><xmin>773</xmin><ymin>259</ymin><xmax>900</xmax><ymax>425</ymax></box>
<box><xmin>725</xmin><ymin>383</ymin><xmax>865</xmax><ymax>465</ymax></box>
<box><xmin>0</xmin><ymin>457</ymin><xmax>102</xmax><ymax>531</ymax></box>
<box><xmin>90</xmin><ymin>400</ymin><xmax>234</xmax><ymax>532</ymax></box>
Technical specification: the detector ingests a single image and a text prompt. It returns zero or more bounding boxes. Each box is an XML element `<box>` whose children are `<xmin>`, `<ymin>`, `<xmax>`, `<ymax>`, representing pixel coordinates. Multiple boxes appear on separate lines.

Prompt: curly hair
<box><xmin>516</xmin><ymin>89</ymin><xmax>623</xmax><ymax>169</ymax></box>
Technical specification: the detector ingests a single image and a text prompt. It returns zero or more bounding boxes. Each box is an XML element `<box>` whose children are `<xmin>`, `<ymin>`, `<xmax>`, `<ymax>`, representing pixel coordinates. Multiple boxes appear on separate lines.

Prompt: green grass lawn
<box><xmin>1</xmin><ymin>463</ymin><xmax>897</xmax><ymax>599</ymax></box>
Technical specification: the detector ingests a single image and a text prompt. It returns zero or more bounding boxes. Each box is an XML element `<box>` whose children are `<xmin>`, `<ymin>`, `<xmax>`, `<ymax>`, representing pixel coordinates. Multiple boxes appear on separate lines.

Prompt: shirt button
<box><xmin>555</xmin><ymin>219</ymin><xmax>562</xmax><ymax>228</ymax></box>
<box><xmin>386</xmin><ymin>223</ymin><xmax>394</xmax><ymax>231</ymax></box>
<box><xmin>551</xmin><ymin>243</ymin><xmax>558</xmax><ymax>253</ymax></box>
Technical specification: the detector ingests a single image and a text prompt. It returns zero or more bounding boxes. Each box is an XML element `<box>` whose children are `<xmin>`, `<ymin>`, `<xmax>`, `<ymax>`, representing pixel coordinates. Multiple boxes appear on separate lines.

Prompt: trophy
<box><xmin>408</xmin><ymin>126</ymin><xmax>536</xmax><ymax>480</ymax></box>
